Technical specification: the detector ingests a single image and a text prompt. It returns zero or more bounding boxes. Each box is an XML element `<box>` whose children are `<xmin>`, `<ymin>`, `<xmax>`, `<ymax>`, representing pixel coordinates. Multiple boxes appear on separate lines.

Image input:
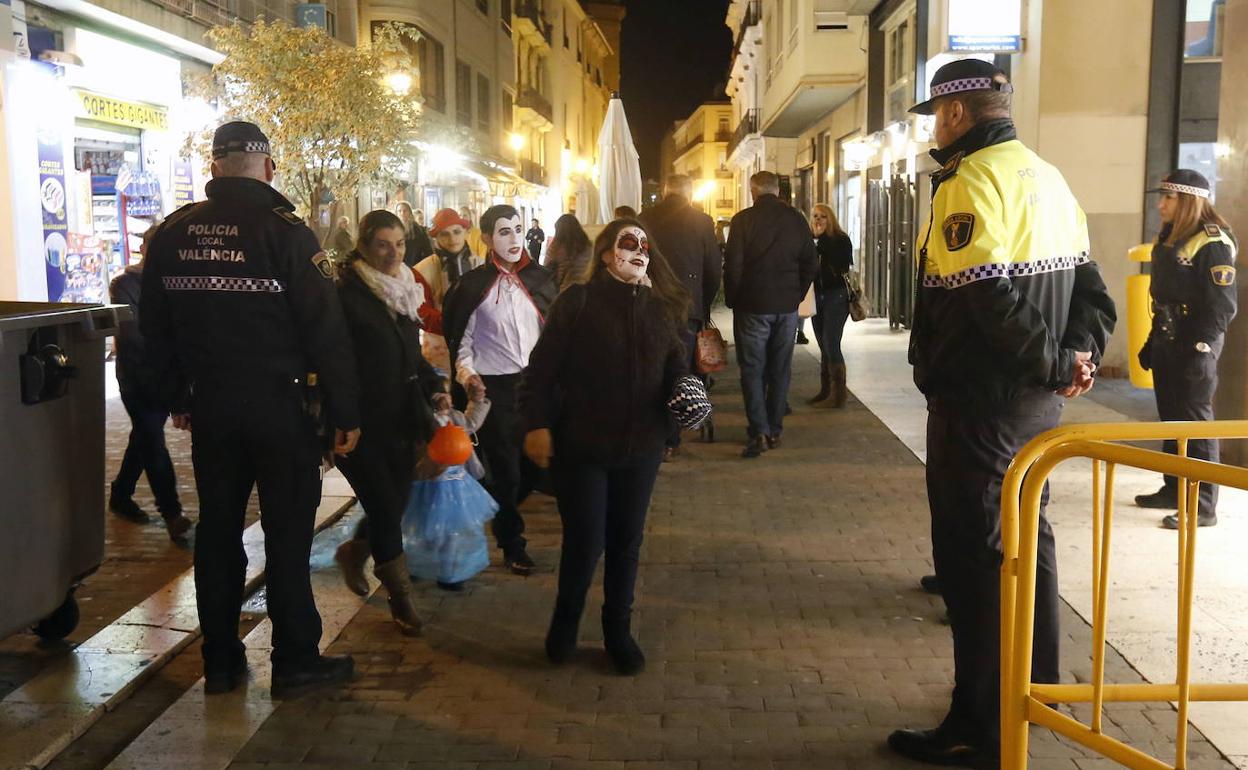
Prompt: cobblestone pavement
<box><xmin>208</xmin><ymin>348</ymin><xmax>1232</xmax><ymax>770</ymax></box>
<box><xmin>0</xmin><ymin>388</ymin><xmax>259</xmax><ymax>698</ymax></box>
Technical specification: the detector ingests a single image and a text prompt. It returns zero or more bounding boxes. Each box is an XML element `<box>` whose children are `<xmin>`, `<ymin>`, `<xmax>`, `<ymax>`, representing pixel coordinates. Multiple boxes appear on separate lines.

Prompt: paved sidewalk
<box><xmin>216</xmin><ymin>326</ymin><xmax>1232</xmax><ymax>770</ymax></box>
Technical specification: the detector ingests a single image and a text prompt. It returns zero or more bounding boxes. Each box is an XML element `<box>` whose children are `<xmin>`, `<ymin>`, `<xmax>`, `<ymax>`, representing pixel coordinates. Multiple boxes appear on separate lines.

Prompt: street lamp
<box><xmin>508</xmin><ymin>132</ymin><xmax>526</xmax><ymax>152</ymax></box>
<box><xmin>385</xmin><ymin>70</ymin><xmax>413</xmax><ymax>96</ymax></box>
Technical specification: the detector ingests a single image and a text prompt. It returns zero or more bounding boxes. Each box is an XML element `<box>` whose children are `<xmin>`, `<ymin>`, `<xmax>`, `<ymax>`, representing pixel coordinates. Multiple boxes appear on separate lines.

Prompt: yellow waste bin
<box><xmin>1127</xmin><ymin>244</ymin><xmax>1154</xmax><ymax>389</ymax></box>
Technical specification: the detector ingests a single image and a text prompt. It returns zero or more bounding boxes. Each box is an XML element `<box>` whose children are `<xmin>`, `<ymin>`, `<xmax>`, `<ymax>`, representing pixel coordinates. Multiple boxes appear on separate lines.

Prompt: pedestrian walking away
<box><xmin>140</xmin><ymin>120</ymin><xmax>363</xmax><ymax>699</ymax></box>
<box><xmin>807</xmin><ymin>203</ymin><xmax>854</xmax><ymax>409</ymax></box>
<box><xmin>395</xmin><ymin>200</ymin><xmax>434</xmax><ymax>266</ymax></box>
<box><xmin>442</xmin><ymin>204</ymin><xmax>558</xmax><ymax>576</ymax></box>
<box><xmin>723</xmin><ymin>170</ymin><xmax>818</xmax><ymax>458</ymax></box>
<box><xmin>639</xmin><ymin>173</ymin><xmax>723</xmax><ymax>459</ymax></box>
<box><xmin>1135</xmin><ymin>169</ymin><xmax>1238</xmax><ymax>529</ymax></box>
<box><xmin>892</xmin><ymin>60</ymin><xmax>1117</xmax><ymax>769</ymax></box>
<box><xmin>544</xmin><ymin>213</ymin><xmax>593</xmax><ymax>291</ymax></box>
<box><xmin>519</xmin><ymin>218</ymin><xmax>691</xmax><ymax>675</ymax></box>
<box><xmin>107</xmin><ymin>225</ymin><xmax>192</xmax><ymax>543</ymax></box>
<box><xmin>331</xmin><ymin>209</ymin><xmax>451</xmax><ymax>637</ymax></box>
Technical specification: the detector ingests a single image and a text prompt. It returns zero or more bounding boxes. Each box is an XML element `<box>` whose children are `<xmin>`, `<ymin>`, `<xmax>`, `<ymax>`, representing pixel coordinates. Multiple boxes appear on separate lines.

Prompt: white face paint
<box><xmin>604</xmin><ymin>226</ymin><xmax>650</xmax><ymax>283</ymax></box>
<box><xmin>486</xmin><ymin>215</ymin><xmax>525</xmax><ymax>263</ymax></box>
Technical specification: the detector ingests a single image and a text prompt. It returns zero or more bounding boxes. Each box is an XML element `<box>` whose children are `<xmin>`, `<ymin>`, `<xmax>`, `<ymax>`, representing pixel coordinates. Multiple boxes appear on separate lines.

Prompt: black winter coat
<box><xmin>337</xmin><ymin>266</ymin><xmax>444</xmax><ymax>446</ymax></box>
<box><xmin>723</xmin><ymin>194</ymin><xmax>818</xmax><ymax>314</ymax></box>
<box><xmin>815</xmin><ymin>232</ymin><xmax>853</xmax><ymax>293</ymax></box>
<box><xmin>639</xmin><ymin>195</ymin><xmax>722</xmax><ymax>322</ymax></box>
<box><xmin>519</xmin><ymin>272</ymin><xmax>687</xmax><ymax>465</ymax></box>
<box><xmin>109</xmin><ymin>265</ymin><xmax>155</xmax><ymax>394</ymax></box>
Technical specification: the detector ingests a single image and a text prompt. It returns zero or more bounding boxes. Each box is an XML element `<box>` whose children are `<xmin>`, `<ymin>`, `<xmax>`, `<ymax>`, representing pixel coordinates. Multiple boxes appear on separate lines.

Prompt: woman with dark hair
<box><xmin>808</xmin><ymin>203</ymin><xmax>854</xmax><ymax>408</ymax></box>
<box><xmin>1135</xmin><ymin>169</ymin><xmax>1238</xmax><ymax>529</ymax></box>
<box><xmin>520</xmin><ymin>218</ymin><xmax>691</xmax><ymax>675</ymax></box>
<box><xmin>395</xmin><ymin>200</ymin><xmax>434</xmax><ymax>266</ymax></box>
<box><xmin>332</xmin><ymin>209</ymin><xmax>450</xmax><ymax>636</ymax></box>
<box><xmin>544</xmin><ymin>213</ymin><xmax>593</xmax><ymax>290</ymax></box>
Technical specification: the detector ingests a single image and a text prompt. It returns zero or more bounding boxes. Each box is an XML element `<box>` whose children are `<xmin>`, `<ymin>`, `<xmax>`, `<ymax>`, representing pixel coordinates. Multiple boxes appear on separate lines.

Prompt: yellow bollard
<box><xmin>1127</xmin><ymin>244</ymin><xmax>1154</xmax><ymax>390</ymax></box>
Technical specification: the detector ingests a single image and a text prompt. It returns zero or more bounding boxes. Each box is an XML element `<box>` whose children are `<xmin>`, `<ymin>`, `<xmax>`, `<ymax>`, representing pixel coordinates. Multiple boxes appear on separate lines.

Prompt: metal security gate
<box><xmin>863</xmin><ymin>179</ymin><xmax>889</xmax><ymax>319</ymax></box>
<box><xmin>888</xmin><ymin>175</ymin><xmax>916</xmax><ymax>330</ymax></box>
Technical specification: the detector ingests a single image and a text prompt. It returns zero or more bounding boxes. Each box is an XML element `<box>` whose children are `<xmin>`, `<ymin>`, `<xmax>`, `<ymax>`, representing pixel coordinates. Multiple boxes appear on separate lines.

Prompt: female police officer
<box><xmin>1136</xmin><ymin>169</ymin><xmax>1237</xmax><ymax>528</ymax></box>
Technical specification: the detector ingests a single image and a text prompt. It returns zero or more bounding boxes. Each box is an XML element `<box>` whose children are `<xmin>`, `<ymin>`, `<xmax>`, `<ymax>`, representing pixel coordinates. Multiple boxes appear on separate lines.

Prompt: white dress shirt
<box><xmin>456</xmin><ymin>271</ymin><xmax>544</xmax><ymax>383</ymax></box>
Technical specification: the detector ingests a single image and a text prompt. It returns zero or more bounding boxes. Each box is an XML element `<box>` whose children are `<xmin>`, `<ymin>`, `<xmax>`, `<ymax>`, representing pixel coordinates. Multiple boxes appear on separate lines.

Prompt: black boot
<box><xmin>1135</xmin><ymin>487</ymin><xmax>1177</xmax><ymax>509</ymax></box>
<box><xmin>545</xmin><ymin>602</ymin><xmax>582</xmax><ymax>664</ymax></box>
<box><xmin>109</xmin><ymin>484</ymin><xmax>150</xmax><ymax>523</ymax></box>
<box><xmin>271</xmin><ymin>654</ymin><xmax>355</xmax><ymax>699</ymax></box>
<box><xmin>602</xmin><ymin>616</ymin><xmax>645</xmax><ymax>676</ymax></box>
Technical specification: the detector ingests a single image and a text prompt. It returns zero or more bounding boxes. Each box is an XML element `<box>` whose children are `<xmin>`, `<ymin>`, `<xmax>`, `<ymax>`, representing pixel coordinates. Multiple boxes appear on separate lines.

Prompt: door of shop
<box><xmin>863</xmin><ymin>179</ymin><xmax>889</xmax><ymax>321</ymax></box>
<box><xmin>888</xmin><ymin>174</ymin><xmax>916</xmax><ymax>330</ymax></box>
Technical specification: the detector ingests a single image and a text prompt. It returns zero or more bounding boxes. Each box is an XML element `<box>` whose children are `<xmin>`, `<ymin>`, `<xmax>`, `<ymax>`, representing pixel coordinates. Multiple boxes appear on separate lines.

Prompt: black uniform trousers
<box><xmin>190</xmin><ymin>380</ymin><xmax>323</xmax><ymax>672</ymax></box>
<box><xmin>478</xmin><ymin>373</ymin><xmax>536</xmax><ymax>551</ymax></box>
<box><xmin>337</xmin><ymin>437</ymin><xmax>416</xmax><ymax>565</ymax></box>
<box><xmin>1151</xmin><ymin>341</ymin><xmax>1220</xmax><ymax>516</ymax></box>
<box><xmin>926</xmin><ymin>394</ymin><xmax>1062</xmax><ymax>747</ymax></box>
<box><xmin>552</xmin><ymin>449</ymin><xmax>664</xmax><ymax>623</ymax></box>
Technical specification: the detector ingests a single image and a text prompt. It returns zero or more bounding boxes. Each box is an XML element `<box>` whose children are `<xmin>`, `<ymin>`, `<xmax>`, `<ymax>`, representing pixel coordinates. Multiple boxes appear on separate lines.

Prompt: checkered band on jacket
<box><xmin>922</xmin><ymin>252</ymin><xmax>1089</xmax><ymax>289</ymax></box>
<box><xmin>163</xmin><ymin>275</ymin><xmax>286</xmax><ymax>293</ymax></box>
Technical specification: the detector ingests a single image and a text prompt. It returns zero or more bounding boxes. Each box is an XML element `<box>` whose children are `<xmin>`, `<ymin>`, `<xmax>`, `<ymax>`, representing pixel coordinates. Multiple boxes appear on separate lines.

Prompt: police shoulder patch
<box><xmin>942</xmin><ymin>213</ymin><xmax>975</xmax><ymax>252</ymax></box>
<box><xmin>1205</xmin><ymin>223</ymin><xmax>1223</xmax><ymax>238</ymax></box>
<box><xmin>1211</xmin><ymin>265</ymin><xmax>1236</xmax><ymax>286</ymax></box>
<box><xmin>273</xmin><ymin>207</ymin><xmax>303</xmax><ymax>226</ymax></box>
<box><xmin>311</xmin><ymin>251</ymin><xmax>335</xmax><ymax>280</ymax></box>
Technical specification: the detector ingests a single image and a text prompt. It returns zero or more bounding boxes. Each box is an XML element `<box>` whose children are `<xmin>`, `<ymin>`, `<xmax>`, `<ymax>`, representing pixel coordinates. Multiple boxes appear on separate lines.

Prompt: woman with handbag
<box><xmin>808</xmin><ymin>203</ymin><xmax>855</xmax><ymax>408</ymax></box>
<box><xmin>331</xmin><ymin>209</ymin><xmax>451</xmax><ymax>636</ymax></box>
<box><xmin>519</xmin><ymin>218</ymin><xmax>695</xmax><ymax>675</ymax></box>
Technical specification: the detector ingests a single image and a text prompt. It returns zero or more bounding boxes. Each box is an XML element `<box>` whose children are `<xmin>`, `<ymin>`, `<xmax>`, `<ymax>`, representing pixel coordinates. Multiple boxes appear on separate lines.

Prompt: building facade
<box><xmin>670</xmin><ymin>101</ymin><xmax>735</xmax><ymax>223</ymax></box>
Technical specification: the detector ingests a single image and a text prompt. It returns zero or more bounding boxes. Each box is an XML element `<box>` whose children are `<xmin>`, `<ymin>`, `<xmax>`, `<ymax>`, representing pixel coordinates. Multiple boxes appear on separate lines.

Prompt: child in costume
<box><xmin>402</xmin><ymin>396</ymin><xmax>497</xmax><ymax>590</ymax></box>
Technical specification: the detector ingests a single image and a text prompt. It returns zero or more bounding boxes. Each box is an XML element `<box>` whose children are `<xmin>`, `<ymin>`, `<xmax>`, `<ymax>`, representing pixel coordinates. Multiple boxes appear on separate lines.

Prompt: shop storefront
<box><xmin>2</xmin><ymin>25</ymin><xmax>210</xmax><ymax>302</ymax></box>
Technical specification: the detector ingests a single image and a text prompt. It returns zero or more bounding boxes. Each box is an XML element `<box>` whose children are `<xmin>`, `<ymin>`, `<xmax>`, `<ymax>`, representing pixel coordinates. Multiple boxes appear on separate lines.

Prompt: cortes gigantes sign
<box><xmin>73</xmin><ymin>90</ymin><xmax>169</xmax><ymax>131</ymax></box>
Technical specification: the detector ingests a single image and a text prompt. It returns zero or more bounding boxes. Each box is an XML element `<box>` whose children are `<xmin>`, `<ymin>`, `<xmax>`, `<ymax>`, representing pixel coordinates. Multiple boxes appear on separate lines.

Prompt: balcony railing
<box><xmin>715</xmin><ymin>199</ymin><xmax>735</xmax><ymax>210</ymax></box>
<box><xmin>515</xmin><ymin>0</ymin><xmax>553</xmax><ymax>44</ymax></box>
<box><xmin>713</xmin><ymin>130</ymin><xmax>732</xmax><ymax>143</ymax></box>
<box><xmin>516</xmin><ymin>86</ymin><xmax>554</xmax><ymax>123</ymax></box>
<box><xmin>728</xmin><ymin>108</ymin><xmax>760</xmax><ymax>156</ymax></box>
<box><xmin>732</xmin><ymin>0</ymin><xmax>762</xmax><ymax>58</ymax></box>
<box><xmin>521</xmin><ymin>159</ymin><xmax>546</xmax><ymax>185</ymax></box>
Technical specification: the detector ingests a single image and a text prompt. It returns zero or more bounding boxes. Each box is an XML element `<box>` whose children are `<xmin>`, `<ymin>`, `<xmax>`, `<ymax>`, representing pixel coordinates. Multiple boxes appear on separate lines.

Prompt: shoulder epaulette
<box><xmin>1205</xmin><ymin>223</ymin><xmax>1223</xmax><ymax>237</ymax></box>
<box><xmin>272</xmin><ymin>207</ymin><xmax>304</xmax><ymax>226</ymax></box>
<box><xmin>933</xmin><ymin>151</ymin><xmax>964</xmax><ymax>182</ymax></box>
<box><xmin>160</xmin><ymin>200</ymin><xmax>200</xmax><ymax>229</ymax></box>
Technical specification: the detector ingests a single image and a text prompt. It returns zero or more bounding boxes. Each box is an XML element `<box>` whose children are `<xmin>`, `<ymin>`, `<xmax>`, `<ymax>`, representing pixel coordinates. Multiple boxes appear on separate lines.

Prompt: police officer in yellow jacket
<box><xmin>889</xmin><ymin>61</ymin><xmax>1117</xmax><ymax>768</ymax></box>
<box><xmin>141</xmin><ymin>122</ymin><xmax>362</xmax><ymax>698</ymax></box>
<box><xmin>1135</xmin><ymin>170</ymin><xmax>1237</xmax><ymax>528</ymax></box>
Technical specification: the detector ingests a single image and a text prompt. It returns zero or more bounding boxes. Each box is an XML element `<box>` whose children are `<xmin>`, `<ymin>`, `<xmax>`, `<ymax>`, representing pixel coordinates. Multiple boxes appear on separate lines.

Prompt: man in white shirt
<box><xmin>442</xmin><ymin>205</ymin><xmax>559</xmax><ymax>574</ymax></box>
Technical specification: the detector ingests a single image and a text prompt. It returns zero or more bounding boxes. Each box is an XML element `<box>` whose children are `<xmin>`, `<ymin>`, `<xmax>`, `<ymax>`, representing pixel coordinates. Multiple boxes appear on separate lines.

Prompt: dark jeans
<box><xmin>190</xmin><ymin>382</ymin><xmax>323</xmax><ymax>671</ymax></box>
<box><xmin>337</xmin><ymin>437</ymin><xmax>415</xmax><ymax>565</ymax></box>
<box><xmin>112</xmin><ymin>388</ymin><xmax>181</xmax><ymax>515</ymax></box>
<box><xmin>552</xmin><ymin>450</ymin><xmax>664</xmax><ymax>622</ymax></box>
<box><xmin>733</xmin><ymin>311</ymin><xmax>798</xmax><ymax>439</ymax></box>
<box><xmin>1152</xmin><ymin>341</ymin><xmax>1219</xmax><ymax>515</ymax></box>
<box><xmin>926</xmin><ymin>395</ymin><xmax>1062</xmax><ymax>747</ymax></box>
<box><xmin>813</xmin><ymin>284</ymin><xmax>850</xmax><ymax>366</ymax></box>
<box><xmin>478</xmin><ymin>373</ymin><xmax>536</xmax><ymax>551</ymax></box>
<box><xmin>666</xmin><ymin>319</ymin><xmax>702</xmax><ymax>448</ymax></box>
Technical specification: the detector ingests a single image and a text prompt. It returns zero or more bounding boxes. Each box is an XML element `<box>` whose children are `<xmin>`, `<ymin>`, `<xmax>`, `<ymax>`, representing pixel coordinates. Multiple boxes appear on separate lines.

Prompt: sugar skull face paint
<box><xmin>606</xmin><ymin>226</ymin><xmax>650</xmax><ymax>283</ymax></box>
<box><xmin>487</xmin><ymin>215</ymin><xmax>525</xmax><ymax>262</ymax></box>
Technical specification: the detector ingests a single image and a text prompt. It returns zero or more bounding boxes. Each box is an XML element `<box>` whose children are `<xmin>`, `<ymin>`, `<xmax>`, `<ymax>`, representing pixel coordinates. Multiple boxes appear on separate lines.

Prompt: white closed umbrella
<box><xmin>596</xmin><ymin>93</ymin><xmax>642</xmax><ymax>222</ymax></box>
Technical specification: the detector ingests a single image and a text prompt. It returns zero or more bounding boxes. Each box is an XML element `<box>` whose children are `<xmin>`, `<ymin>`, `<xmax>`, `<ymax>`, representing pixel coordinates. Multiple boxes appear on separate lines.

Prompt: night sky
<box><xmin>620</xmin><ymin>0</ymin><xmax>733</xmax><ymax>179</ymax></box>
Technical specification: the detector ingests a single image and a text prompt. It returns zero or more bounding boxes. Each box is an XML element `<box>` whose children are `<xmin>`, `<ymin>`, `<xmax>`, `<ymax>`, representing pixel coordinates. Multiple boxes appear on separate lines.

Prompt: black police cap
<box><xmin>212</xmin><ymin>121</ymin><xmax>272</xmax><ymax>159</ymax></box>
<box><xmin>910</xmin><ymin>59</ymin><xmax>1013</xmax><ymax>115</ymax></box>
<box><xmin>1147</xmin><ymin>169</ymin><xmax>1212</xmax><ymax>200</ymax></box>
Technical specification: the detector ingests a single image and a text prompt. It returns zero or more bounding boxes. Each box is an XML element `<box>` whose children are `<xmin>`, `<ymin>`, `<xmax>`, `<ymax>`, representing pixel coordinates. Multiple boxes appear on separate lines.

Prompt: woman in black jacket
<box><xmin>333</xmin><ymin>210</ymin><xmax>449</xmax><ymax>636</ymax></box>
<box><xmin>520</xmin><ymin>218</ymin><xmax>690</xmax><ymax>675</ymax></box>
<box><xmin>808</xmin><ymin>203</ymin><xmax>854</xmax><ymax>408</ymax></box>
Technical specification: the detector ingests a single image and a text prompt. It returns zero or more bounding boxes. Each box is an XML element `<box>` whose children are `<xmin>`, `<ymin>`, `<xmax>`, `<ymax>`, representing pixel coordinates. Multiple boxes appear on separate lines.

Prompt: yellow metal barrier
<box><xmin>999</xmin><ymin>420</ymin><xmax>1248</xmax><ymax>770</ymax></box>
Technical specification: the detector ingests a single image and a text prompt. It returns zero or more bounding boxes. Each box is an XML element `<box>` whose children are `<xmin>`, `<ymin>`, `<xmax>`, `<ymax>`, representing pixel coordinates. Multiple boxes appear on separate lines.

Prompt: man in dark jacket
<box><xmin>640</xmin><ymin>174</ymin><xmax>722</xmax><ymax>457</ymax></box>
<box><xmin>442</xmin><ymin>204</ymin><xmax>558</xmax><ymax>575</ymax></box>
<box><xmin>108</xmin><ymin>226</ymin><xmax>191</xmax><ymax>542</ymax></box>
<box><xmin>889</xmin><ymin>61</ymin><xmax>1117</xmax><ymax>768</ymax></box>
<box><xmin>142</xmin><ymin>121</ymin><xmax>361</xmax><ymax>698</ymax></box>
<box><xmin>723</xmin><ymin>171</ymin><xmax>818</xmax><ymax>458</ymax></box>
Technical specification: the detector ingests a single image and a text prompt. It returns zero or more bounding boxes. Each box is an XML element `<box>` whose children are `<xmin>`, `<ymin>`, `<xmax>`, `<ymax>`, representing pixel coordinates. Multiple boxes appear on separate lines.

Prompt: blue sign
<box><xmin>37</xmin><ymin>130</ymin><xmax>68</xmax><ymax>302</ymax></box>
<box><xmin>949</xmin><ymin>34</ymin><xmax>1022</xmax><ymax>53</ymax></box>
<box><xmin>295</xmin><ymin>3</ymin><xmax>327</xmax><ymax>30</ymax></box>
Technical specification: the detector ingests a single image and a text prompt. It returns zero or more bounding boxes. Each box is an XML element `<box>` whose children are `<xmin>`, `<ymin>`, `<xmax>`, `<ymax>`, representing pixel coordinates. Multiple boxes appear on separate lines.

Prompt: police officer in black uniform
<box><xmin>890</xmin><ymin>61</ymin><xmax>1116</xmax><ymax>768</ymax></box>
<box><xmin>141</xmin><ymin>121</ymin><xmax>363</xmax><ymax>697</ymax></box>
<box><xmin>1135</xmin><ymin>169</ymin><xmax>1237</xmax><ymax>528</ymax></box>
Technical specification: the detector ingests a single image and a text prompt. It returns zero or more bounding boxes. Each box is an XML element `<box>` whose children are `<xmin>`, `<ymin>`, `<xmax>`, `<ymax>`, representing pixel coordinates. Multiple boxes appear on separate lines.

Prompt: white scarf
<box><xmin>352</xmin><ymin>259</ymin><xmax>425</xmax><ymax>322</ymax></box>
